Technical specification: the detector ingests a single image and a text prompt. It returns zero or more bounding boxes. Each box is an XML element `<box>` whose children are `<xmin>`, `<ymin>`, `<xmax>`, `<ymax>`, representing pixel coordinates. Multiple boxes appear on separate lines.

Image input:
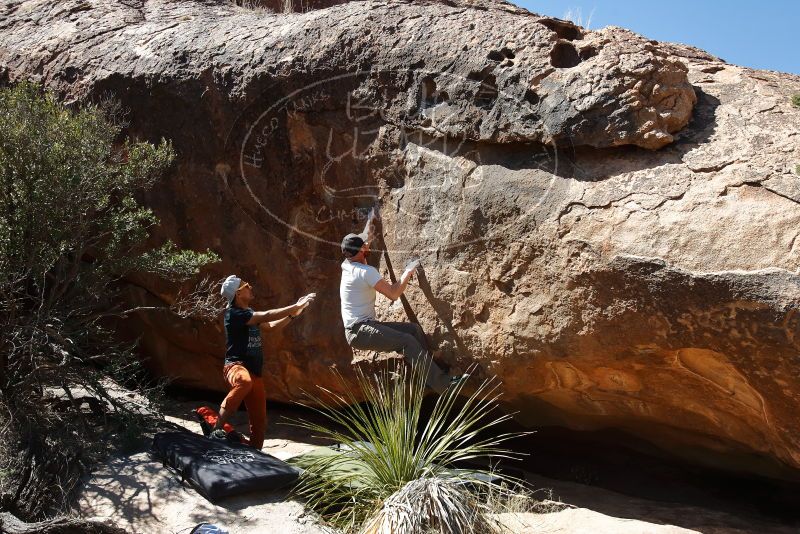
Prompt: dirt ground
<box><xmin>74</xmin><ymin>400</ymin><xmax>795</xmax><ymax>534</ymax></box>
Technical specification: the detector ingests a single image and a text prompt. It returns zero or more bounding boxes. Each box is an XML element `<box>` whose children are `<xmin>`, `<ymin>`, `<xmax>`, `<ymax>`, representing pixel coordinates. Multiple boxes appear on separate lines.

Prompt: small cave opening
<box><xmin>421</xmin><ymin>76</ymin><xmax>437</xmax><ymax>104</ymax></box>
<box><xmin>474</xmin><ymin>74</ymin><xmax>498</xmax><ymax>108</ymax></box>
<box><xmin>63</xmin><ymin>66</ymin><xmax>81</xmax><ymax>83</ymax></box>
<box><xmin>468</xmin><ymin>65</ymin><xmax>494</xmax><ymax>81</ymax></box>
<box><xmin>419</xmin><ymin>75</ymin><xmax>448</xmax><ymax>107</ymax></box>
<box><xmin>487</xmin><ymin>47</ymin><xmax>516</xmax><ymax>62</ymax></box>
<box><xmin>550</xmin><ymin>41</ymin><xmax>581</xmax><ymax>68</ymax></box>
<box><xmin>579</xmin><ymin>45</ymin><xmax>599</xmax><ymax>61</ymax></box>
<box><xmin>524</xmin><ymin>88</ymin><xmax>540</xmax><ymax>106</ymax></box>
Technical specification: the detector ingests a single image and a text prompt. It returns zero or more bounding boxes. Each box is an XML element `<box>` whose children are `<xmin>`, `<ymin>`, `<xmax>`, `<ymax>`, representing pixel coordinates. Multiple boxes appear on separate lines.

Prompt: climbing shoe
<box><xmin>193</xmin><ymin>408</ymin><xmax>213</xmax><ymax>437</ymax></box>
<box><xmin>209</xmin><ymin>429</ymin><xmax>228</xmax><ymax>441</ymax></box>
<box><xmin>198</xmin><ymin>419</ymin><xmax>213</xmax><ymax>437</ymax></box>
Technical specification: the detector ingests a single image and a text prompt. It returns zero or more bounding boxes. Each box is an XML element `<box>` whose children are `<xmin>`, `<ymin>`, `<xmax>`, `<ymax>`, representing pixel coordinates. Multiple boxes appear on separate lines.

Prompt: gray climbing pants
<box><xmin>345</xmin><ymin>320</ymin><xmax>451</xmax><ymax>393</ymax></box>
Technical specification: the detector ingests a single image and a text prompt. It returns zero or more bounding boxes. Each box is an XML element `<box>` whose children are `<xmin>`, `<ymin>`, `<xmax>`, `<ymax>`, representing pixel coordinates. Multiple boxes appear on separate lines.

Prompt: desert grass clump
<box><xmin>362</xmin><ymin>477</ymin><xmax>492</xmax><ymax>534</ymax></box>
<box><xmin>229</xmin><ymin>0</ymin><xmax>274</xmax><ymax>13</ymax></box>
<box><xmin>289</xmin><ymin>360</ymin><xmax>532</xmax><ymax>533</ymax></box>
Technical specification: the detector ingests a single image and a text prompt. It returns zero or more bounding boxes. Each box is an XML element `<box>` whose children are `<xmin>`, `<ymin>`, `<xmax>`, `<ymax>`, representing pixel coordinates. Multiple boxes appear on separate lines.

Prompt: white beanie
<box><xmin>220</xmin><ymin>275</ymin><xmax>241</xmax><ymax>304</ymax></box>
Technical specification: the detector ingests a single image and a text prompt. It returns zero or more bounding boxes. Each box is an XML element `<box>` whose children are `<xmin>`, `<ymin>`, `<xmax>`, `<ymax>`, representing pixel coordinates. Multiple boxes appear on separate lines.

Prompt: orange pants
<box><xmin>220</xmin><ymin>363</ymin><xmax>267</xmax><ymax>450</ymax></box>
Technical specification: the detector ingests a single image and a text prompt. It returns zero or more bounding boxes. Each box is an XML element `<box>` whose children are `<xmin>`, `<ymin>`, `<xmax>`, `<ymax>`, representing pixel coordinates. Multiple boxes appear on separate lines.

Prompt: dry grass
<box><xmin>361</xmin><ymin>477</ymin><xmax>493</xmax><ymax>534</ymax></box>
<box><xmin>358</xmin><ymin>476</ymin><xmax>558</xmax><ymax>534</ymax></box>
<box><xmin>562</xmin><ymin>7</ymin><xmax>594</xmax><ymax>29</ymax></box>
<box><xmin>488</xmin><ymin>488</ymin><xmax>575</xmax><ymax>533</ymax></box>
<box><xmin>229</xmin><ymin>0</ymin><xmax>275</xmax><ymax>13</ymax></box>
<box><xmin>228</xmin><ymin>0</ymin><xmax>322</xmax><ymax>15</ymax></box>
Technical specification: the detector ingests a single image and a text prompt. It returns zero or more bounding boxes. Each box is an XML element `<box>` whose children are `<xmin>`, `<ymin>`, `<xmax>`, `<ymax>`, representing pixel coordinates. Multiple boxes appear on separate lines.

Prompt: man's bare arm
<box><xmin>374</xmin><ymin>268</ymin><xmax>415</xmax><ymax>301</ymax></box>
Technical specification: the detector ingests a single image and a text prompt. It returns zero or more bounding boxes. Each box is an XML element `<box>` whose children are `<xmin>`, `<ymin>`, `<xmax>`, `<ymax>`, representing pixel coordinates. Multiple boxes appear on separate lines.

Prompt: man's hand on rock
<box><xmin>361</xmin><ymin>205</ymin><xmax>381</xmax><ymax>245</ymax></box>
<box><xmin>367</xmin><ymin>205</ymin><xmax>381</xmax><ymax>224</ymax></box>
<box><xmin>401</xmin><ymin>259</ymin><xmax>420</xmax><ymax>283</ymax></box>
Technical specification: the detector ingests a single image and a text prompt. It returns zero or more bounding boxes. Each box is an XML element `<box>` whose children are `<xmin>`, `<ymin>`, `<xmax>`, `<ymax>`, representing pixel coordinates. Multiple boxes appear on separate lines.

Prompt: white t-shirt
<box><xmin>340</xmin><ymin>260</ymin><xmax>382</xmax><ymax>328</ymax></box>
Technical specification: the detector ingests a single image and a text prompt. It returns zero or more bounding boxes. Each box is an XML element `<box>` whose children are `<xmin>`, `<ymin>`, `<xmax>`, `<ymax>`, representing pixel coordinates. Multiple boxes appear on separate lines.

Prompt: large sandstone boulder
<box><xmin>2</xmin><ymin>0</ymin><xmax>799</xmax><ymax>478</ymax></box>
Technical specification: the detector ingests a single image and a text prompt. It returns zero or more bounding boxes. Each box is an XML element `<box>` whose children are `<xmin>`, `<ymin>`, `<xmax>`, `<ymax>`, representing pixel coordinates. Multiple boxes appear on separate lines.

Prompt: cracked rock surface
<box><xmin>1</xmin><ymin>0</ymin><xmax>800</xmax><ymax>477</ymax></box>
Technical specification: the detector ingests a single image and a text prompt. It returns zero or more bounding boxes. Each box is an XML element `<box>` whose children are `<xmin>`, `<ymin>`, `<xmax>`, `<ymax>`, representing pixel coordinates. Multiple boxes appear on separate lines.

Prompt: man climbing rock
<box><xmin>339</xmin><ymin>210</ymin><xmax>466</xmax><ymax>393</ymax></box>
<box><xmin>213</xmin><ymin>275</ymin><xmax>315</xmax><ymax>448</ymax></box>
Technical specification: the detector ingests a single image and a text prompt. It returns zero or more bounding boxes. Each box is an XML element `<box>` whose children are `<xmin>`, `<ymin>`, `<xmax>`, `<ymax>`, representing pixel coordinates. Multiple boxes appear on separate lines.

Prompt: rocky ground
<box><xmin>74</xmin><ymin>400</ymin><xmax>797</xmax><ymax>534</ymax></box>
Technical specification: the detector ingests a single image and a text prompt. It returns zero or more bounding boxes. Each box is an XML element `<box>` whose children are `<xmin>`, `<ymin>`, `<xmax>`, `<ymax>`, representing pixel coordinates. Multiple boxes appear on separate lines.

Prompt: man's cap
<box><xmin>220</xmin><ymin>275</ymin><xmax>241</xmax><ymax>303</ymax></box>
<box><xmin>341</xmin><ymin>233</ymin><xmax>368</xmax><ymax>257</ymax></box>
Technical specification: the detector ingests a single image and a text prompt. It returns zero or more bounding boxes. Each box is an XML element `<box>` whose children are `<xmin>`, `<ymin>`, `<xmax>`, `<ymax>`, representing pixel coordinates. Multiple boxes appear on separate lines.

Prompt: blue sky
<box><xmin>510</xmin><ymin>1</ymin><xmax>800</xmax><ymax>74</ymax></box>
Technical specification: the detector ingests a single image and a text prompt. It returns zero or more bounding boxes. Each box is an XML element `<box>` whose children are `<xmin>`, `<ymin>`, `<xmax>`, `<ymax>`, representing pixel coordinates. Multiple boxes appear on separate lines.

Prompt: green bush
<box><xmin>0</xmin><ymin>82</ymin><xmax>216</xmax><ymax>519</ymax></box>
<box><xmin>289</xmin><ymin>361</ymin><xmax>530</xmax><ymax>533</ymax></box>
<box><xmin>792</xmin><ymin>94</ymin><xmax>800</xmax><ymax>109</ymax></box>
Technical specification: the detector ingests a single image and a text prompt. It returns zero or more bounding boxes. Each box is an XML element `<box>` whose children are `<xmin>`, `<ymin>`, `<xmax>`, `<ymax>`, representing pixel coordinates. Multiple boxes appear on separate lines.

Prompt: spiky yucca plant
<box><xmin>289</xmin><ymin>360</ymin><xmax>529</xmax><ymax>533</ymax></box>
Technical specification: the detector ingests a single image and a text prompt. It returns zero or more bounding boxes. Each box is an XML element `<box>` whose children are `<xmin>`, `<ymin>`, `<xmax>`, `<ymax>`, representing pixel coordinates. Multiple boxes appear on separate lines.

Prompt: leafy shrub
<box><xmin>792</xmin><ymin>93</ymin><xmax>800</xmax><ymax>108</ymax></box>
<box><xmin>0</xmin><ymin>82</ymin><xmax>216</xmax><ymax>520</ymax></box>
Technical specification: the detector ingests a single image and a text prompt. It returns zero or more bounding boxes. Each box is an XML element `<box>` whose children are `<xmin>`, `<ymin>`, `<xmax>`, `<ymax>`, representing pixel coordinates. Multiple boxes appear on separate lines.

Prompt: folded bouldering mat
<box><xmin>152</xmin><ymin>431</ymin><xmax>300</xmax><ymax>502</ymax></box>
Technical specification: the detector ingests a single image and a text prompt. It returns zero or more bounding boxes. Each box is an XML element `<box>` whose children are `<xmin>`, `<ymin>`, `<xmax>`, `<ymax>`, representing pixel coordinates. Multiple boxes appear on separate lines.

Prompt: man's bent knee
<box><xmin>399</xmin><ymin>332</ymin><xmax>418</xmax><ymax>347</ymax></box>
<box><xmin>399</xmin><ymin>333</ymin><xmax>426</xmax><ymax>361</ymax></box>
<box><xmin>411</xmin><ymin>323</ymin><xmax>428</xmax><ymax>346</ymax></box>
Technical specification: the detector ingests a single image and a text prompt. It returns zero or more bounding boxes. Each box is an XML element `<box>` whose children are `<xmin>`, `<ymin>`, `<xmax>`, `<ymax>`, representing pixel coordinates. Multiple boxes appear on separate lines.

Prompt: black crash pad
<box><xmin>152</xmin><ymin>432</ymin><xmax>300</xmax><ymax>502</ymax></box>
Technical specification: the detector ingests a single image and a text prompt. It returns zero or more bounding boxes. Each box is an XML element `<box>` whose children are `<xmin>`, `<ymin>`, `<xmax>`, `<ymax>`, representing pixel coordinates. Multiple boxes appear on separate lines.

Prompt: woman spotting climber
<box><xmin>211</xmin><ymin>275</ymin><xmax>316</xmax><ymax>449</ymax></box>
